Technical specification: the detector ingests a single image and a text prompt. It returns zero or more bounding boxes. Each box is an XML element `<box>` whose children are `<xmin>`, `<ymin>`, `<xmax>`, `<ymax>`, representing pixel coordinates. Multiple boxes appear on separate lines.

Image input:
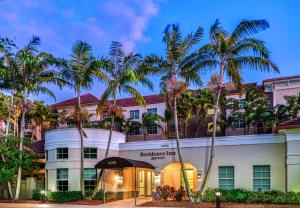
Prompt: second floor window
<box><xmin>147</xmin><ymin>108</ymin><xmax>157</xmax><ymax>115</ymax></box>
<box><xmin>56</xmin><ymin>148</ymin><xmax>68</xmax><ymax>159</ymax></box>
<box><xmin>130</xmin><ymin>110</ymin><xmax>139</xmax><ymax>119</ymax></box>
<box><xmin>232</xmin><ymin>120</ymin><xmax>245</xmax><ymax>129</ymax></box>
<box><xmin>147</xmin><ymin>125</ymin><xmax>158</xmax><ymax>134</ymax></box>
<box><xmin>102</xmin><ymin>114</ymin><xmax>112</xmax><ymax>120</ymax></box>
<box><xmin>84</xmin><ymin>148</ymin><xmax>97</xmax><ymax>159</ymax></box>
<box><xmin>239</xmin><ymin>99</ymin><xmax>245</xmax><ymax>108</ymax></box>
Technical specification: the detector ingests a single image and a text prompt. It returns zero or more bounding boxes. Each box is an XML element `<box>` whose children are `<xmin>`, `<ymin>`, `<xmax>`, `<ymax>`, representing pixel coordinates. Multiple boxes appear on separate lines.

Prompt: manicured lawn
<box><xmin>139</xmin><ymin>200</ymin><xmax>300</xmax><ymax>207</ymax></box>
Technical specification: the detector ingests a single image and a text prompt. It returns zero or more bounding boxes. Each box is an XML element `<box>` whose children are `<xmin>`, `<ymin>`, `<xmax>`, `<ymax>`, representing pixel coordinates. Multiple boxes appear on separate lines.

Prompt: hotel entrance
<box><xmin>138</xmin><ymin>170</ymin><xmax>154</xmax><ymax>197</ymax></box>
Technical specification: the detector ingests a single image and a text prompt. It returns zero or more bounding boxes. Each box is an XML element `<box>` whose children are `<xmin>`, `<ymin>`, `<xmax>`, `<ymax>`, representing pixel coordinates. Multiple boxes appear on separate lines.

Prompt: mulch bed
<box><xmin>0</xmin><ymin>199</ymin><xmax>103</xmax><ymax>205</ymax></box>
<box><xmin>139</xmin><ymin>200</ymin><xmax>300</xmax><ymax>208</ymax></box>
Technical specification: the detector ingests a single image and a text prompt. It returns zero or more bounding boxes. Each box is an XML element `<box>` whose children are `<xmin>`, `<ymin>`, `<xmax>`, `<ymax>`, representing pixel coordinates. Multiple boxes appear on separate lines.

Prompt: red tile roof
<box><xmin>263</xmin><ymin>75</ymin><xmax>300</xmax><ymax>84</ymax></box>
<box><xmin>275</xmin><ymin>117</ymin><xmax>300</xmax><ymax>132</ymax></box>
<box><xmin>51</xmin><ymin>93</ymin><xmax>165</xmax><ymax>108</ymax></box>
<box><xmin>51</xmin><ymin>93</ymin><xmax>99</xmax><ymax>108</ymax></box>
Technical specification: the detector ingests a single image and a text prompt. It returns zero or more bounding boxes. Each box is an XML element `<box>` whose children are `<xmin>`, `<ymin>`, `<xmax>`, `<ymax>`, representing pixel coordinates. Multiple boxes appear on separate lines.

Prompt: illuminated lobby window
<box><xmin>219</xmin><ymin>166</ymin><xmax>234</xmax><ymax>190</ymax></box>
<box><xmin>180</xmin><ymin>169</ymin><xmax>194</xmax><ymax>191</ymax></box>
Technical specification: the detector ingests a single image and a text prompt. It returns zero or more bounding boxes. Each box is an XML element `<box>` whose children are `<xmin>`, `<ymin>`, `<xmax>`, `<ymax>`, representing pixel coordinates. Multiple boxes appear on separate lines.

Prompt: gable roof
<box><xmin>275</xmin><ymin>117</ymin><xmax>300</xmax><ymax>132</ymax></box>
<box><xmin>263</xmin><ymin>75</ymin><xmax>300</xmax><ymax>84</ymax></box>
<box><xmin>51</xmin><ymin>93</ymin><xmax>99</xmax><ymax>108</ymax></box>
<box><xmin>51</xmin><ymin>93</ymin><xmax>165</xmax><ymax>109</ymax></box>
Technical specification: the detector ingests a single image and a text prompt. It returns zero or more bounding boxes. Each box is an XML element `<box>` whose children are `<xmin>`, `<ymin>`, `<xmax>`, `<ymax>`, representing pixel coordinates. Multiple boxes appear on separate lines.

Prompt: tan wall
<box><xmin>120</xmin><ymin>143</ymin><xmax>286</xmax><ymax>191</ymax></box>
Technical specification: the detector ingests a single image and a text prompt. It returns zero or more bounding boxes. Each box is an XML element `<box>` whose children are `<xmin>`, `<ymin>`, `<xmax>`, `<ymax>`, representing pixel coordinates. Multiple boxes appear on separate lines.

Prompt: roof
<box><xmin>51</xmin><ymin>93</ymin><xmax>165</xmax><ymax>108</ymax></box>
<box><xmin>51</xmin><ymin>93</ymin><xmax>99</xmax><ymax>108</ymax></box>
<box><xmin>95</xmin><ymin>157</ymin><xmax>155</xmax><ymax>169</ymax></box>
<box><xmin>107</xmin><ymin>94</ymin><xmax>165</xmax><ymax>107</ymax></box>
<box><xmin>275</xmin><ymin>117</ymin><xmax>300</xmax><ymax>132</ymax></box>
<box><xmin>263</xmin><ymin>75</ymin><xmax>300</xmax><ymax>84</ymax></box>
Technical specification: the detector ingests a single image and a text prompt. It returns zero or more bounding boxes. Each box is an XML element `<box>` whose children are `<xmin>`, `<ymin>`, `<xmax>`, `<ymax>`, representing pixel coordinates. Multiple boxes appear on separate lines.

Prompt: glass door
<box><xmin>139</xmin><ymin>170</ymin><xmax>153</xmax><ymax>197</ymax></box>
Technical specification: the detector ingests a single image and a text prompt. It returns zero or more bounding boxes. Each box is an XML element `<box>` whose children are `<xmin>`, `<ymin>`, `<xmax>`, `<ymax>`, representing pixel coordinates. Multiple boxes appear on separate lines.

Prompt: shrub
<box><xmin>194</xmin><ymin>189</ymin><xmax>300</xmax><ymax>205</ymax></box>
<box><xmin>174</xmin><ymin>187</ymin><xmax>186</xmax><ymax>201</ymax></box>
<box><xmin>156</xmin><ymin>185</ymin><xmax>176</xmax><ymax>200</ymax></box>
<box><xmin>32</xmin><ymin>189</ymin><xmax>41</xmax><ymax>200</ymax></box>
<box><xmin>47</xmin><ymin>191</ymin><xmax>82</xmax><ymax>202</ymax></box>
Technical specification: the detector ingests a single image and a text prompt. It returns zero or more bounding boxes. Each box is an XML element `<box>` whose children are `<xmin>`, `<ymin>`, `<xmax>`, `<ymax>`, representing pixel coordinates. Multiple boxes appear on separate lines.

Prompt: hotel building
<box><xmin>1</xmin><ymin>75</ymin><xmax>300</xmax><ymax>199</ymax></box>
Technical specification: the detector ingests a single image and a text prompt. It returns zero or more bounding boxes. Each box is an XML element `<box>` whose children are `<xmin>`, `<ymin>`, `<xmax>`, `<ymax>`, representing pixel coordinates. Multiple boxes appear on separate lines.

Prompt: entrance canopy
<box><xmin>95</xmin><ymin>156</ymin><xmax>155</xmax><ymax>170</ymax></box>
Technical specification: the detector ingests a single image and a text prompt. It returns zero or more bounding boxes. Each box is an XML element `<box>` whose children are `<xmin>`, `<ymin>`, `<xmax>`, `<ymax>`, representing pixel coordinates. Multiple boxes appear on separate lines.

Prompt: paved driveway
<box><xmin>0</xmin><ymin>198</ymin><xmax>153</xmax><ymax>208</ymax></box>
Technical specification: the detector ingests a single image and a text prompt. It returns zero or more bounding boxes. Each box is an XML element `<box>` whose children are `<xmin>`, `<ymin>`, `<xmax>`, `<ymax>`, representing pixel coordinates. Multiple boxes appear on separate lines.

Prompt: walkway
<box><xmin>0</xmin><ymin>198</ymin><xmax>153</xmax><ymax>208</ymax></box>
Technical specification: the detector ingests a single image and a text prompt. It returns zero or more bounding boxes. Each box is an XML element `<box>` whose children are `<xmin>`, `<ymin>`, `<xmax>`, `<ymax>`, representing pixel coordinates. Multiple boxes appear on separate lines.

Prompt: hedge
<box><xmin>195</xmin><ymin>189</ymin><xmax>300</xmax><ymax>204</ymax></box>
<box><xmin>46</xmin><ymin>191</ymin><xmax>82</xmax><ymax>202</ymax></box>
<box><xmin>32</xmin><ymin>189</ymin><xmax>41</xmax><ymax>200</ymax></box>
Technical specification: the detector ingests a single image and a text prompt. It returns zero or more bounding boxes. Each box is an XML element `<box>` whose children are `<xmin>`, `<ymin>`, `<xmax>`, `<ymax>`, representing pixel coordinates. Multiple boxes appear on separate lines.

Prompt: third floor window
<box><xmin>130</xmin><ymin>110</ymin><xmax>139</xmax><ymax>119</ymax></box>
<box><xmin>147</xmin><ymin>108</ymin><xmax>157</xmax><ymax>115</ymax></box>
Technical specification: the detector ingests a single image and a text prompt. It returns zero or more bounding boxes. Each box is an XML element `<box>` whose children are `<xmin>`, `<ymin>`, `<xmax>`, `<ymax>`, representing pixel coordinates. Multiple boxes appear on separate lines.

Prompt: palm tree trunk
<box><xmin>200</xmin><ymin>63</ymin><xmax>224</xmax><ymax>195</ymax></box>
<box><xmin>14</xmin><ymin>88</ymin><xmax>27</xmax><ymax>200</ymax></box>
<box><xmin>5</xmin><ymin>90</ymin><xmax>14</xmax><ymax>136</ymax></box>
<box><xmin>92</xmin><ymin>96</ymin><xmax>116</xmax><ymax>199</ymax></box>
<box><xmin>77</xmin><ymin>89</ymin><xmax>86</xmax><ymax>199</ymax></box>
<box><xmin>173</xmin><ymin>97</ymin><xmax>193</xmax><ymax>202</ymax></box>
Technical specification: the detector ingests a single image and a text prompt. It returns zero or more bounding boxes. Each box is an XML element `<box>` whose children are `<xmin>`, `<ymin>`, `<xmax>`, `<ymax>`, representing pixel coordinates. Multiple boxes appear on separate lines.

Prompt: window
<box><xmin>147</xmin><ymin>125</ymin><xmax>158</xmax><ymax>134</ymax></box>
<box><xmin>56</xmin><ymin>148</ymin><xmax>68</xmax><ymax>159</ymax></box>
<box><xmin>25</xmin><ymin>119</ymin><xmax>31</xmax><ymax>129</ymax></box>
<box><xmin>170</xmin><ymin>124</ymin><xmax>181</xmax><ymax>132</ymax></box>
<box><xmin>180</xmin><ymin>169</ymin><xmax>194</xmax><ymax>191</ymax></box>
<box><xmin>219</xmin><ymin>166</ymin><xmax>234</xmax><ymax>190</ymax></box>
<box><xmin>239</xmin><ymin>99</ymin><xmax>245</xmax><ymax>108</ymax></box>
<box><xmin>253</xmin><ymin>165</ymin><xmax>270</xmax><ymax>191</ymax></box>
<box><xmin>147</xmin><ymin>108</ymin><xmax>157</xmax><ymax>115</ymax></box>
<box><xmin>130</xmin><ymin>129</ymin><xmax>140</xmax><ymax>135</ymax></box>
<box><xmin>102</xmin><ymin>114</ymin><xmax>112</xmax><ymax>120</ymax></box>
<box><xmin>84</xmin><ymin>168</ymin><xmax>97</xmax><ymax>190</ymax></box>
<box><xmin>232</xmin><ymin>120</ymin><xmax>245</xmax><ymax>128</ymax></box>
<box><xmin>57</xmin><ymin>169</ymin><xmax>68</xmax><ymax>191</ymax></box>
<box><xmin>130</xmin><ymin>110</ymin><xmax>139</xmax><ymax>119</ymax></box>
<box><xmin>84</xmin><ymin>148</ymin><xmax>97</xmax><ymax>159</ymax></box>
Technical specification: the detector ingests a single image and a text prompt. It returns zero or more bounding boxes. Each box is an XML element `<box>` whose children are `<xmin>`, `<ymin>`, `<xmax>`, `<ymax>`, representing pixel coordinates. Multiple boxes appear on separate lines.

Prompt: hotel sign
<box><xmin>140</xmin><ymin>151</ymin><xmax>176</xmax><ymax>160</ymax></box>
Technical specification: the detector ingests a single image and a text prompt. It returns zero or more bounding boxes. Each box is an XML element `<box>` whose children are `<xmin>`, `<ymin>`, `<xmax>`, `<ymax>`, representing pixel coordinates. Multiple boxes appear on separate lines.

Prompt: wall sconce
<box><xmin>154</xmin><ymin>174</ymin><xmax>160</xmax><ymax>184</ymax></box>
<box><xmin>197</xmin><ymin>172</ymin><xmax>202</xmax><ymax>181</ymax></box>
<box><xmin>115</xmin><ymin>171</ymin><xmax>123</xmax><ymax>184</ymax></box>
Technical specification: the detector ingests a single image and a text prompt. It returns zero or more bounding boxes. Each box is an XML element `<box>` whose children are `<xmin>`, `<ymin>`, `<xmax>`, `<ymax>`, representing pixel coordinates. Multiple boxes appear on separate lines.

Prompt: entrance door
<box><xmin>139</xmin><ymin>170</ymin><xmax>153</xmax><ymax>197</ymax></box>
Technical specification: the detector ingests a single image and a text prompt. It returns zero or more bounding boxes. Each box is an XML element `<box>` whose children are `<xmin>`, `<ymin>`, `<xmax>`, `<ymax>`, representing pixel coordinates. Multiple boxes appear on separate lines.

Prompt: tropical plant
<box><xmin>116</xmin><ymin>117</ymin><xmax>142</xmax><ymax>142</ymax></box>
<box><xmin>284</xmin><ymin>94</ymin><xmax>300</xmax><ymax>119</ymax></box>
<box><xmin>7</xmin><ymin>36</ymin><xmax>66</xmax><ymax>199</ymax></box>
<box><xmin>195</xmin><ymin>89</ymin><xmax>214</xmax><ymax>137</ymax></box>
<box><xmin>145</xmin><ymin>24</ymin><xmax>214</xmax><ymax>202</ymax></box>
<box><xmin>92</xmin><ymin>41</ymin><xmax>152</xmax><ymax>198</ymax></box>
<box><xmin>60</xmin><ymin>40</ymin><xmax>108</xmax><ymax>199</ymax></box>
<box><xmin>141</xmin><ymin>112</ymin><xmax>164</xmax><ymax>140</ymax></box>
<box><xmin>199</xmin><ymin>19</ymin><xmax>279</xmax><ymax>195</ymax></box>
<box><xmin>177</xmin><ymin>91</ymin><xmax>197</xmax><ymax>138</ymax></box>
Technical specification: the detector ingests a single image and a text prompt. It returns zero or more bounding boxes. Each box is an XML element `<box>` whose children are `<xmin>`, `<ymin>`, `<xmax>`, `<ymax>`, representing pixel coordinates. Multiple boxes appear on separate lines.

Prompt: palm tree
<box><xmin>198</xmin><ymin>19</ymin><xmax>279</xmax><ymax>194</ymax></box>
<box><xmin>117</xmin><ymin>117</ymin><xmax>142</xmax><ymax>142</ymax></box>
<box><xmin>92</xmin><ymin>41</ymin><xmax>152</xmax><ymax>198</ymax></box>
<box><xmin>141</xmin><ymin>112</ymin><xmax>164</xmax><ymax>140</ymax></box>
<box><xmin>195</xmin><ymin>89</ymin><xmax>214</xmax><ymax>137</ymax></box>
<box><xmin>61</xmin><ymin>40</ymin><xmax>108</xmax><ymax>199</ymax></box>
<box><xmin>284</xmin><ymin>94</ymin><xmax>300</xmax><ymax>119</ymax></box>
<box><xmin>11</xmin><ymin>36</ymin><xmax>66</xmax><ymax>199</ymax></box>
<box><xmin>177</xmin><ymin>91</ymin><xmax>196</xmax><ymax>138</ymax></box>
<box><xmin>145</xmin><ymin>24</ymin><xmax>214</xmax><ymax>202</ymax></box>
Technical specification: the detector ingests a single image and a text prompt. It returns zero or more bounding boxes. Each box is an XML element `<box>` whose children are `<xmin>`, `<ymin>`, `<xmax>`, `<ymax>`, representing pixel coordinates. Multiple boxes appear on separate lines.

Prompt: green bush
<box><xmin>47</xmin><ymin>191</ymin><xmax>82</xmax><ymax>202</ymax></box>
<box><xmin>32</xmin><ymin>189</ymin><xmax>41</xmax><ymax>200</ymax></box>
<box><xmin>194</xmin><ymin>189</ymin><xmax>300</xmax><ymax>204</ymax></box>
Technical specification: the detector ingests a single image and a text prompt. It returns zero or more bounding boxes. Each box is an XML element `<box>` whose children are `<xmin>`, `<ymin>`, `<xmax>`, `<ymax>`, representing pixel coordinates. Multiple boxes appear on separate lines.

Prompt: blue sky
<box><xmin>0</xmin><ymin>0</ymin><xmax>299</xmax><ymax>104</ymax></box>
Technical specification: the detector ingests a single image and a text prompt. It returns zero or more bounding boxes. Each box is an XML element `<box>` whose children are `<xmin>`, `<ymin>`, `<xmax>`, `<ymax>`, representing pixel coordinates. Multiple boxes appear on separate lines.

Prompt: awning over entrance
<box><xmin>95</xmin><ymin>156</ymin><xmax>155</xmax><ymax>169</ymax></box>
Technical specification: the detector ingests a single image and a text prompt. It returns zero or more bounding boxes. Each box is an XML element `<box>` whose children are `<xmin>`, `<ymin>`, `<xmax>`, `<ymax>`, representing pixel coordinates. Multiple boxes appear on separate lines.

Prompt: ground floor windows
<box><xmin>180</xmin><ymin>169</ymin><xmax>194</xmax><ymax>191</ymax></box>
<box><xmin>57</xmin><ymin>169</ymin><xmax>68</xmax><ymax>191</ymax></box>
<box><xmin>253</xmin><ymin>165</ymin><xmax>270</xmax><ymax>191</ymax></box>
<box><xmin>219</xmin><ymin>166</ymin><xmax>234</xmax><ymax>190</ymax></box>
<box><xmin>84</xmin><ymin>168</ymin><xmax>97</xmax><ymax>190</ymax></box>
<box><xmin>147</xmin><ymin>125</ymin><xmax>158</xmax><ymax>134</ymax></box>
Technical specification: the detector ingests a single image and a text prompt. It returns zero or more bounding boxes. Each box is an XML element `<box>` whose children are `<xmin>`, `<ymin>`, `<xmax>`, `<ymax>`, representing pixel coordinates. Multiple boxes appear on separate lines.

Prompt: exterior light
<box><xmin>197</xmin><ymin>172</ymin><xmax>202</xmax><ymax>181</ymax></box>
<box><xmin>215</xmin><ymin>191</ymin><xmax>221</xmax><ymax>208</ymax></box>
<box><xmin>154</xmin><ymin>174</ymin><xmax>160</xmax><ymax>184</ymax></box>
<box><xmin>40</xmin><ymin>190</ymin><xmax>46</xmax><ymax>203</ymax></box>
<box><xmin>115</xmin><ymin>175</ymin><xmax>123</xmax><ymax>183</ymax></box>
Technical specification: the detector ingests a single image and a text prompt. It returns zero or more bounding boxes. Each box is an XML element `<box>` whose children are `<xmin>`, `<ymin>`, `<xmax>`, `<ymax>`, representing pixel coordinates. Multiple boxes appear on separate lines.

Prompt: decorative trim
<box><xmin>119</xmin><ymin>134</ymin><xmax>285</xmax><ymax>151</ymax></box>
